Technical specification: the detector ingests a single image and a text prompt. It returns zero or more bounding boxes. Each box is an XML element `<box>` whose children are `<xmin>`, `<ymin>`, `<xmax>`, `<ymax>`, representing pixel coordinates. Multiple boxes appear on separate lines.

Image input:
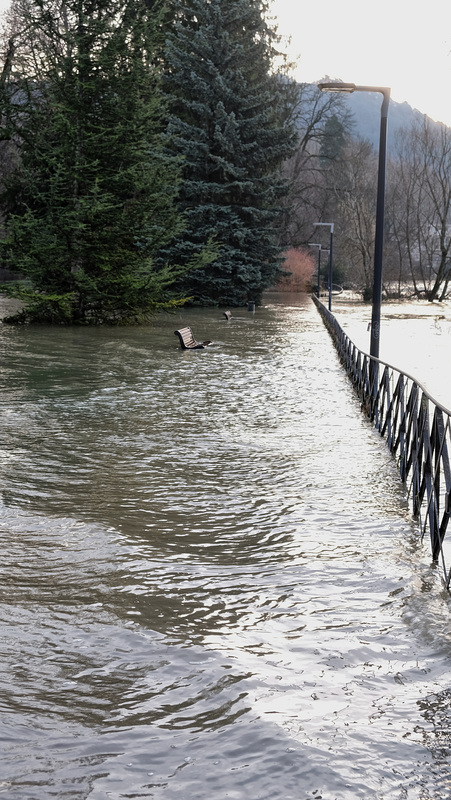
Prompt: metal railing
<box><xmin>313</xmin><ymin>295</ymin><xmax>451</xmax><ymax>590</ymax></box>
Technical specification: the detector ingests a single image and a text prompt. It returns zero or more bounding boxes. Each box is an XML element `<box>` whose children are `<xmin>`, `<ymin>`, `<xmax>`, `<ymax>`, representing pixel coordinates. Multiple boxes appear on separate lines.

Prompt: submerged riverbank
<box><xmin>1</xmin><ymin>293</ymin><xmax>451</xmax><ymax>798</ymax></box>
<box><xmin>327</xmin><ymin>291</ymin><xmax>451</xmax><ymax>410</ymax></box>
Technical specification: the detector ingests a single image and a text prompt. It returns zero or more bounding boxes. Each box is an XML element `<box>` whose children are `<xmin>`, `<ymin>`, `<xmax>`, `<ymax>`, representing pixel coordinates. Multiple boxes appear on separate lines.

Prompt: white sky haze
<box><xmin>271</xmin><ymin>0</ymin><xmax>451</xmax><ymax>126</ymax></box>
<box><xmin>0</xmin><ymin>0</ymin><xmax>450</xmax><ymax>125</ymax></box>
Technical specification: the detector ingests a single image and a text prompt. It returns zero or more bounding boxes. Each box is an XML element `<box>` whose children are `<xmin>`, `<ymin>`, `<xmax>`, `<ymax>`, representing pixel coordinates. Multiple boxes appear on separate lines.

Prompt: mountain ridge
<box><xmin>338</xmin><ymin>88</ymin><xmax>446</xmax><ymax>148</ymax></box>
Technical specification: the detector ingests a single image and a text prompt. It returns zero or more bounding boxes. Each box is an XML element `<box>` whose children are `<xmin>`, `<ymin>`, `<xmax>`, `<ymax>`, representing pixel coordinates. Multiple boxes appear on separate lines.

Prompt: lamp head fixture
<box><xmin>314</xmin><ymin>222</ymin><xmax>334</xmax><ymax>234</ymax></box>
<box><xmin>318</xmin><ymin>81</ymin><xmax>356</xmax><ymax>93</ymax></box>
<box><xmin>318</xmin><ymin>81</ymin><xmax>390</xmax><ymax>114</ymax></box>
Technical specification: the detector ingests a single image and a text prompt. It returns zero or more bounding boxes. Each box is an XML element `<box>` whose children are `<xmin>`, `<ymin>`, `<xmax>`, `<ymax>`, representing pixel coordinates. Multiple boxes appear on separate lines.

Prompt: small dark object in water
<box><xmin>223</xmin><ymin>310</ymin><xmax>232</xmax><ymax>320</ymax></box>
<box><xmin>174</xmin><ymin>327</ymin><xmax>212</xmax><ymax>350</ymax></box>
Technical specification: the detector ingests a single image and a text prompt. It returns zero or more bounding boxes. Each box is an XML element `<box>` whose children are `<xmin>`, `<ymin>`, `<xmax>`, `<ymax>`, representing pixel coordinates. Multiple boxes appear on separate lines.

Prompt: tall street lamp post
<box><xmin>318</xmin><ymin>82</ymin><xmax>390</xmax><ymax>363</ymax></box>
<box><xmin>314</xmin><ymin>222</ymin><xmax>334</xmax><ymax>311</ymax></box>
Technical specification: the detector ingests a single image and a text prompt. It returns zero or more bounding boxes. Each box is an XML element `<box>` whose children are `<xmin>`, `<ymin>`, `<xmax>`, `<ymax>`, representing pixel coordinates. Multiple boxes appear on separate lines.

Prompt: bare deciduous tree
<box><xmin>280</xmin><ymin>83</ymin><xmax>352</xmax><ymax>247</ymax></box>
<box><xmin>331</xmin><ymin>137</ymin><xmax>378</xmax><ymax>299</ymax></box>
<box><xmin>389</xmin><ymin>117</ymin><xmax>451</xmax><ymax>301</ymax></box>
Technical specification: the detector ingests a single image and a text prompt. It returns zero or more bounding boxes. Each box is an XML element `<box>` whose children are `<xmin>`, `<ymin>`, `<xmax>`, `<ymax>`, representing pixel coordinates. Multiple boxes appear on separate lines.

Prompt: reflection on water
<box><xmin>332</xmin><ymin>294</ymin><xmax>451</xmax><ymax>410</ymax></box>
<box><xmin>1</xmin><ymin>293</ymin><xmax>451</xmax><ymax>799</ymax></box>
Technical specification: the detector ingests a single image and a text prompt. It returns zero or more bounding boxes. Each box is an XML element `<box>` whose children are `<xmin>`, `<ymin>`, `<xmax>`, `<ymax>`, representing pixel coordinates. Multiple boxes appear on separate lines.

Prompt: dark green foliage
<box><xmin>0</xmin><ymin>0</ymin><xmax>191</xmax><ymax>323</ymax></box>
<box><xmin>320</xmin><ymin>114</ymin><xmax>346</xmax><ymax>165</ymax></box>
<box><xmin>162</xmin><ymin>0</ymin><xmax>298</xmax><ymax>306</ymax></box>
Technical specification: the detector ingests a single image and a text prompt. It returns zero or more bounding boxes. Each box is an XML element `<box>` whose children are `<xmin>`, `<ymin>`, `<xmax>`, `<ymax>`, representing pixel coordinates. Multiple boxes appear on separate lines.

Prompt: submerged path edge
<box><xmin>313</xmin><ymin>293</ymin><xmax>451</xmax><ymax>591</ymax></box>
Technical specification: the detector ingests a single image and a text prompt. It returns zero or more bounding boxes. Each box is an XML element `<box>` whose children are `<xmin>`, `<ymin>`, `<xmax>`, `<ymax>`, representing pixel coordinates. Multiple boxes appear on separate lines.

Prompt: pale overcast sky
<box><xmin>0</xmin><ymin>0</ymin><xmax>450</xmax><ymax>125</ymax></box>
<box><xmin>271</xmin><ymin>0</ymin><xmax>451</xmax><ymax>125</ymax></box>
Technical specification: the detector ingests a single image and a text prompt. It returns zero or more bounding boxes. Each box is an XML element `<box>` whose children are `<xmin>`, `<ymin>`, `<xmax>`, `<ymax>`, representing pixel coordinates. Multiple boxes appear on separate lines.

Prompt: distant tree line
<box><xmin>284</xmin><ymin>95</ymin><xmax>451</xmax><ymax>303</ymax></box>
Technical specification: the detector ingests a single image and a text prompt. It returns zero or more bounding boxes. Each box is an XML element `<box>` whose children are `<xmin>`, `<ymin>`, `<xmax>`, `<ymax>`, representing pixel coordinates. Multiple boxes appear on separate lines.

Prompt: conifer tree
<box><xmin>162</xmin><ymin>0</ymin><xmax>298</xmax><ymax>306</ymax></box>
<box><xmin>0</xmin><ymin>0</ymin><xmax>190</xmax><ymax>323</ymax></box>
<box><xmin>320</xmin><ymin>114</ymin><xmax>347</xmax><ymax>165</ymax></box>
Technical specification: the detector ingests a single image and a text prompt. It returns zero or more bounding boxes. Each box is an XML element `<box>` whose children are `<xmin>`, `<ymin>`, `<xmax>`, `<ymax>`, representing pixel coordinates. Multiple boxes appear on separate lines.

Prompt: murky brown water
<box><xmin>1</xmin><ymin>293</ymin><xmax>451</xmax><ymax>799</ymax></box>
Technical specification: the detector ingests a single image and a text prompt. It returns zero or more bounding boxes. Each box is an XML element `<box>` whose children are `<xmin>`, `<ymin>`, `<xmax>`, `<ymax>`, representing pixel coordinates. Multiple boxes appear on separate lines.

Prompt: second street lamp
<box><xmin>314</xmin><ymin>222</ymin><xmax>334</xmax><ymax>311</ymax></box>
<box><xmin>309</xmin><ymin>244</ymin><xmax>330</xmax><ymax>297</ymax></box>
<box><xmin>308</xmin><ymin>243</ymin><xmax>322</xmax><ymax>296</ymax></box>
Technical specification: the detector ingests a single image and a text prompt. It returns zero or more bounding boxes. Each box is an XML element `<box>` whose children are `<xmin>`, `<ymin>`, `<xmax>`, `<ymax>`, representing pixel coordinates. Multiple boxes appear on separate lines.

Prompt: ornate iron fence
<box><xmin>313</xmin><ymin>295</ymin><xmax>451</xmax><ymax>590</ymax></box>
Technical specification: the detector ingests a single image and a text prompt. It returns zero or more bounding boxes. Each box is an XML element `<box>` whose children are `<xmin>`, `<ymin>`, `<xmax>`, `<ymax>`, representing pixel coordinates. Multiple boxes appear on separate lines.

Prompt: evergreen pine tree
<box><xmin>319</xmin><ymin>114</ymin><xmax>346</xmax><ymax>165</ymax></box>
<box><xmin>0</xmin><ymin>0</ymin><xmax>190</xmax><ymax>323</ymax></box>
<box><xmin>162</xmin><ymin>0</ymin><xmax>298</xmax><ymax>306</ymax></box>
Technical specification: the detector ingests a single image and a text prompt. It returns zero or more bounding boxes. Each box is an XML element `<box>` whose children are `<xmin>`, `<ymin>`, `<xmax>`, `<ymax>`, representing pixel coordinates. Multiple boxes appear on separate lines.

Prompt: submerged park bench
<box><xmin>174</xmin><ymin>326</ymin><xmax>212</xmax><ymax>350</ymax></box>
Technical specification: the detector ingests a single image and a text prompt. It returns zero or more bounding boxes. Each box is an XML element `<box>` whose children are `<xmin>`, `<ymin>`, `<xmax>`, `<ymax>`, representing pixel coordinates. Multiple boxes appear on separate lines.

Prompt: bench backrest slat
<box><xmin>175</xmin><ymin>326</ymin><xmax>200</xmax><ymax>349</ymax></box>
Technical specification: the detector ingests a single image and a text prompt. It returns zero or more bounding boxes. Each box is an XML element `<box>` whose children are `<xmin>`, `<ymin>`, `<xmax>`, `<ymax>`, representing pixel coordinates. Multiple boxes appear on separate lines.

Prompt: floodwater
<box><xmin>332</xmin><ymin>294</ymin><xmax>451</xmax><ymax>411</ymax></box>
<box><xmin>1</xmin><ymin>292</ymin><xmax>451</xmax><ymax>800</ymax></box>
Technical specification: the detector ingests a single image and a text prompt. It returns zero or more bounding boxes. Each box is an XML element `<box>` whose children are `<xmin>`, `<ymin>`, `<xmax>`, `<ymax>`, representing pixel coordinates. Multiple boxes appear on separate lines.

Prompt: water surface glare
<box><xmin>1</xmin><ymin>294</ymin><xmax>451</xmax><ymax>800</ymax></box>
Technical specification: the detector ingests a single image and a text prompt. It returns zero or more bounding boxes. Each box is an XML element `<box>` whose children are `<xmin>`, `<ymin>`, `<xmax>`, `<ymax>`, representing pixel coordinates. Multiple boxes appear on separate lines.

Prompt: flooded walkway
<box><xmin>0</xmin><ymin>293</ymin><xmax>450</xmax><ymax>799</ymax></box>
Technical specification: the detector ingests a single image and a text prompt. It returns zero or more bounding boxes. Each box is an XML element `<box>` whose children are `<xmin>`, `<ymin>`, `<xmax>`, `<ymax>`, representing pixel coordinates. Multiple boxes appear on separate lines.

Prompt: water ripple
<box><xmin>1</xmin><ymin>295</ymin><xmax>451</xmax><ymax>799</ymax></box>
